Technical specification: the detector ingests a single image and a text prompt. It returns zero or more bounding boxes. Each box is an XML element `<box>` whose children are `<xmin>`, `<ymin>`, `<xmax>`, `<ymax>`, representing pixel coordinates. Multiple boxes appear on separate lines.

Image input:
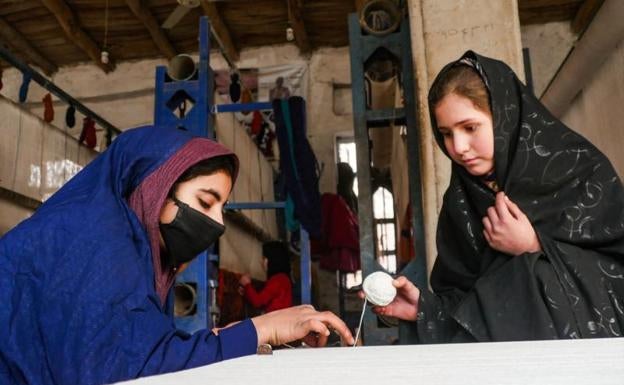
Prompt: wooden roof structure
<box><xmin>0</xmin><ymin>0</ymin><xmax>604</xmax><ymax>75</ymax></box>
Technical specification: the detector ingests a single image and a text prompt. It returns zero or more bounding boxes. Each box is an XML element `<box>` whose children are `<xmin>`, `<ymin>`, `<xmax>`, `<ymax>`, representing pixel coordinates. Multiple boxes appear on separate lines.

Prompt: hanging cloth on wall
<box><xmin>250</xmin><ymin>110</ymin><xmax>263</xmax><ymax>136</ymax></box>
<box><xmin>273</xmin><ymin>97</ymin><xmax>322</xmax><ymax>238</ymax></box>
<box><xmin>79</xmin><ymin>116</ymin><xmax>97</xmax><ymax>149</ymax></box>
<box><xmin>42</xmin><ymin>93</ymin><xmax>54</xmax><ymax>123</ymax></box>
<box><xmin>65</xmin><ymin>105</ymin><xmax>76</xmax><ymax>128</ymax></box>
<box><xmin>312</xmin><ymin>193</ymin><xmax>361</xmax><ymax>273</ymax></box>
<box><xmin>284</xmin><ymin>194</ymin><xmax>300</xmax><ymax>232</ymax></box>
<box><xmin>18</xmin><ymin>72</ymin><xmax>32</xmax><ymax>103</ymax></box>
<box><xmin>229</xmin><ymin>72</ymin><xmax>241</xmax><ymax>103</ymax></box>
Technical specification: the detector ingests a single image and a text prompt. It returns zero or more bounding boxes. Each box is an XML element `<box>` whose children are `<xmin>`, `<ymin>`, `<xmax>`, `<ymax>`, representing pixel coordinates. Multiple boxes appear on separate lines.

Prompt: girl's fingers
<box><xmin>483</xmin><ymin>229</ymin><xmax>492</xmax><ymax>244</ymax></box>
<box><xmin>495</xmin><ymin>192</ymin><xmax>512</xmax><ymax>220</ymax></box>
<box><xmin>304</xmin><ymin>319</ymin><xmax>330</xmax><ymax>346</ymax></box>
<box><xmin>504</xmin><ymin>195</ymin><xmax>523</xmax><ymax>219</ymax></box>
<box><xmin>487</xmin><ymin>206</ymin><xmax>499</xmax><ymax>226</ymax></box>
<box><xmin>314</xmin><ymin>311</ymin><xmax>353</xmax><ymax>345</ymax></box>
<box><xmin>393</xmin><ymin>276</ymin><xmax>410</xmax><ymax>288</ymax></box>
<box><xmin>482</xmin><ymin>216</ymin><xmax>492</xmax><ymax>233</ymax></box>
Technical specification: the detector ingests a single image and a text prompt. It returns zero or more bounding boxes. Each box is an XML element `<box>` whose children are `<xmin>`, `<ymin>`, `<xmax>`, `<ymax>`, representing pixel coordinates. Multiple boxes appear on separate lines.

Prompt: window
<box><xmin>337</xmin><ymin>137</ymin><xmax>360</xmax><ymax>288</ymax></box>
<box><xmin>373</xmin><ymin>187</ymin><xmax>396</xmax><ymax>273</ymax></box>
<box><xmin>336</xmin><ymin>137</ymin><xmax>398</xmax><ymax>286</ymax></box>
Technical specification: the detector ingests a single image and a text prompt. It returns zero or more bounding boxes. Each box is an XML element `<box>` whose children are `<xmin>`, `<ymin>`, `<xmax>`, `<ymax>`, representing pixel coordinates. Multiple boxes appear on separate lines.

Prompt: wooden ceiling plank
<box><xmin>0</xmin><ymin>16</ymin><xmax>57</xmax><ymax>75</ymax></box>
<box><xmin>287</xmin><ymin>0</ymin><xmax>311</xmax><ymax>53</ymax></box>
<box><xmin>354</xmin><ymin>0</ymin><xmax>367</xmax><ymax>14</ymax></box>
<box><xmin>571</xmin><ymin>0</ymin><xmax>605</xmax><ymax>33</ymax></box>
<box><xmin>40</xmin><ymin>0</ymin><xmax>114</xmax><ymax>72</ymax></box>
<box><xmin>125</xmin><ymin>0</ymin><xmax>177</xmax><ymax>59</ymax></box>
<box><xmin>200</xmin><ymin>1</ymin><xmax>240</xmax><ymax>63</ymax></box>
<box><xmin>518</xmin><ymin>0</ymin><xmax>581</xmax><ymax>9</ymax></box>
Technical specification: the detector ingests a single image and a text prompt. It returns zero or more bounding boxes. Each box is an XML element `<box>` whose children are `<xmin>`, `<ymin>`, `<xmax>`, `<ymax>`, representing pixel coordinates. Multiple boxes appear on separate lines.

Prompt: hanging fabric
<box><xmin>18</xmin><ymin>72</ymin><xmax>32</xmax><ymax>103</ymax></box>
<box><xmin>273</xmin><ymin>97</ymin><xmax>321</xmax><ymax>238</ymax></box>
<box><xmin>229</xmin><ymin>72</ymin><xmax>241</xmax><ymax>103</ymax></box>
<box><xmin>312</xmin><ymin>193</ymin><xmax>361</xmax><ymax>273</ymax></box>
<box><xmin>79</xmin><ymin>116</ymin><xmax>97</xmax><ymax>149</ymax></box>
<box><xmin>42</xmin><ymin>93</ymin><xmax>54</xmax><ymax>123</ymax></box>
<box><xmin>250</xmin><ymin>110</ymin><xmax>263</xmax><ymax>136</ymax></box>
<box><xmin>65</xmin><ymin>105</ymin><xmax>76</xmax><ymax>128</ymax></box>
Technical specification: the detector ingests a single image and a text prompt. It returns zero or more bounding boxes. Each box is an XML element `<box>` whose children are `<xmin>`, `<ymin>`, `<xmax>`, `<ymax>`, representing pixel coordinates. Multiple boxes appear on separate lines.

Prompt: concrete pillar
<box><xmin>406</xmin><ymin>0</ymin><xmax>524</xmax><ymax>276</ymax></box>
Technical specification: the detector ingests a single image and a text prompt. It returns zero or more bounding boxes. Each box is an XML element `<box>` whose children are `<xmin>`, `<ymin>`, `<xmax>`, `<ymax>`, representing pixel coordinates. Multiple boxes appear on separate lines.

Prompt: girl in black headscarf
<box><xmin>372</xmin><ymin>51</ymin><xmax>624</xmax><ymax>342</ymax></box>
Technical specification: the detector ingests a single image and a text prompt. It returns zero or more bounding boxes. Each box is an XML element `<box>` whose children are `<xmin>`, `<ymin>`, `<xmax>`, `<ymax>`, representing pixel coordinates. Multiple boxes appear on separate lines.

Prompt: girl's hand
<box><xmin>482</xmin><ymin>192</ymin><xmax>542</xmax><ymax>256</ymax></box>
<box><xmin>251</xmin><ymin>305</ymin><xmax>354</xmax><ymax>347</ymax></box>
<box><xmin>239</xmin><ymin>274</ymin><xmax>251</xmax><ymax>286</ymax></box>
<box><xmin>360</xmin><ymin>276</ymin><xmax>420</xmax><ymax>321</ymax></box>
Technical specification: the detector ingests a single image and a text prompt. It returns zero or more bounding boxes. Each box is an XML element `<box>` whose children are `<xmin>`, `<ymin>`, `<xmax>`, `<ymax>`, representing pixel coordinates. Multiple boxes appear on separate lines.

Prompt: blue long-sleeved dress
<box><xmin>0</xmin><ymin>126</ymin><xmax>257</xmax><ymax>384</ymax></box>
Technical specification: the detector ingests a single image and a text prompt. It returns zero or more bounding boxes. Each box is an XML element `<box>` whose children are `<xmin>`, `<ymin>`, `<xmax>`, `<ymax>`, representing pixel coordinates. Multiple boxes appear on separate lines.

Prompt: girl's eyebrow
<box><xmin>438</xmin><ymin>118</ymin><xmax>476</xmax><ymax>130</ymax></box>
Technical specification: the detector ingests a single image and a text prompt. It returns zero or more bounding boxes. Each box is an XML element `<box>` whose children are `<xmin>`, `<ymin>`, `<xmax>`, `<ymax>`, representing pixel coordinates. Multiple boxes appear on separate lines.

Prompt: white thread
<box><xmin>353</xmin><ymin>298</ymin><xmax>367</xmax><ymax>347</ymax></box>
<box><xmin>362</xmin><ymin>271</ymin><xmax>396</xmax><ymax>306</ymax></box>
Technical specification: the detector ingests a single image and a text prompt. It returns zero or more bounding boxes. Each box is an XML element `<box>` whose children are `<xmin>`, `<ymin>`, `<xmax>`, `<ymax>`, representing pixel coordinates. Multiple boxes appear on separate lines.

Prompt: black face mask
<box><xmin>159</xmin><ymin>197</ymin><xmax>225</xmax><ymax>267</ymax></box>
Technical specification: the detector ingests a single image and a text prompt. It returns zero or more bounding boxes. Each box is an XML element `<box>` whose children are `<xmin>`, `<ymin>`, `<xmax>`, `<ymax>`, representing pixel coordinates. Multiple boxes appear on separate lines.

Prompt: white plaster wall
<box><xmin>220</xmin><ymin>217</ymin><xmax>266</xmax><ymax>280</ymax></box>
<box><xmin>0</xmin><ymin>95</ymin><xmax>97</xmax><ymax>202</ymax></box>
<box><xmin>0</xmin><ymin>95</ymin><xmax>98</xmax><ymax>235</ymax></box>
<box><xmin>561</xmin><ymin>39</ymin><xmax>624</xmax><ymax>178</ymax></box>
<box><xmin>521</xmin><ymin>21</ymin><xmax>578</xmax><ymax>97</ymax></box>
<box><xmin>0</xmin><ymin>197</ymin><xmax>33</xmax><ymax>235</ymax></box>
<box><xmin>306</xmin><ymin>47</ymin><xmax>354</xmax><ymax>193</ymax></box>
<box><xmin>216</xmin><ymin>110</ymin><xmax>279</xmax><ymax>277</ymax></box>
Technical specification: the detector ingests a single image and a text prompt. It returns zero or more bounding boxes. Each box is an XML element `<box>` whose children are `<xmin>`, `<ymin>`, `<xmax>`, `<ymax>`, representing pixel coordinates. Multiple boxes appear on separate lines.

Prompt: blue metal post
<box><xmin>348</xmin><ymin>13</ymin><xmax>427</xmax><ymax>345</ymax></box>
<box><xmin>213</xmin><ymin>102</ymin><xmax>273</xmax><ymax>113</ymax></box>
<box><xmin>299</xmin><ymin>228</ymin><xmax>311</xmax><ymax>305</ymax></box>
<box><xmin>154</xmin><ymin>17</ymin><xmax>215</xmax><ymax>333</ymax></box>
<box><xmin>154</xmin><ymin>17</ymin><xmax>213</xmax><ymax>138</ymax></box>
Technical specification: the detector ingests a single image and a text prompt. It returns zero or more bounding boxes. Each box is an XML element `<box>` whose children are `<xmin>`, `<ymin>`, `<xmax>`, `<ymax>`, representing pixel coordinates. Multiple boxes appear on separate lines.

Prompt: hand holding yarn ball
<box><xmin>362</xmin><ymin>271</ymin><xmax>397</xmax><ymax>306</ymax></box>
<box><xmin>360</xmin><ymin>274</ymin><xmax>421</xmax><ymax>322</ymax></box>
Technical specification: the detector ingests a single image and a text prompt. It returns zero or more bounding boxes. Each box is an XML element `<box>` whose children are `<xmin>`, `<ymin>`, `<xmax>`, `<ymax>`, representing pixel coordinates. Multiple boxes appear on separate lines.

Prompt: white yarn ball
<box><xmin>362</xmin><ymin>271</ymin><xmax>396</xmax><ymax>306</ymax></box>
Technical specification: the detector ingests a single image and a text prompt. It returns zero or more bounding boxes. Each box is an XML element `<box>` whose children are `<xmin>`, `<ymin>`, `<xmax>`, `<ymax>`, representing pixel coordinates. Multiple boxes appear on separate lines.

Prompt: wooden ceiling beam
<box><xmin>287</xmin><ymin>0</ymin><xmax>311</xmax><ymax>53</ymax></box>
<box><xmin>0</xmin><ymin>17</ymin><xmax>57</xmax><ymax>75</ymax></box>
<box><xmin>519</xmin><ymin>0</ymin><xmax>581</xmax><ymax>8</ymax></box>
<box><xmin>40</xmin><ymin>0</ymin><xmax>114</xmax><ymax>73</ymax></box>
<box><xmin>571</xmin><ymin>0</ymin><xmax>605</xmax><ymax>33</ymax></box>
<box><xmin>200</xmin><ymin>1</ymin><xmax>239</xmax><ymax>64</ymax></box>
<box><xmin>125</xmin><ymin>0</ymin><xmax>177</xmax><ymax>59</ymax></box>
<box><xmin>354</xmin><ymin>0</ymin><xmax>367</xmax><ymax>14</ymax></box>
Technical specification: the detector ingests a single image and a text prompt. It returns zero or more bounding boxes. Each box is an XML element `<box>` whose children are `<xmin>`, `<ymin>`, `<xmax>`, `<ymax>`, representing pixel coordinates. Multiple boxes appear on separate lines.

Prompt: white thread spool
<box><xmin>362</xmin><ymin>271</ymin><xmax>396</xmax><ymax>306</ymax></box>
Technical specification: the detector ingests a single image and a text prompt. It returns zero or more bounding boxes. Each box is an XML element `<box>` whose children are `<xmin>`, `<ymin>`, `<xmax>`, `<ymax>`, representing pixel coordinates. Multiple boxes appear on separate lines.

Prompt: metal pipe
<box><xmin>167</xmin><ymin>54</ymin><xmax>197</xmax><ymax>81</ymax></box>
<box><xmin>173</xmin><ymin>282</ymin><xmax>197</xmax><ymax>317</ymax></box>
<box><xmin>0</xmin><ymin>45</ymin><xmax>121</xmax><ymax>145</ymax></box>
<box><xmin>213</xmin><ymin>102</ymin><xmax>273</xmax><ymax>114</ymax></box>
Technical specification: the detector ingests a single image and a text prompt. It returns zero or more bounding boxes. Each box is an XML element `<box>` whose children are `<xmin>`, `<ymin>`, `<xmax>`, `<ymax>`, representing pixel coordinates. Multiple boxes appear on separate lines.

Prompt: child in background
<box><xmin>240</xmin><ymin>241</ymin><xmax>293</xmax><ymax>313</ymax></box>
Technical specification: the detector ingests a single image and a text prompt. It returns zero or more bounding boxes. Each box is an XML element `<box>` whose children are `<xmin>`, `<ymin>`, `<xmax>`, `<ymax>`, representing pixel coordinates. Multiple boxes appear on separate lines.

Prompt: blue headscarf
<box><xmin>0</xmin><ymin>126</ymin><xmax>255</xmax><ymax>385</ymax></box>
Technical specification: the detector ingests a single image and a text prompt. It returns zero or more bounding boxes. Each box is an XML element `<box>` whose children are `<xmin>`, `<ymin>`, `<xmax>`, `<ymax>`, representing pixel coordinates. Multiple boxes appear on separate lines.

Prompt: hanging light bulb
<box><xmin>101</xmin><ymin>50</ymin><xmax>110</xmax><ymax>64</ymax></box>
<box><xmin>101</xmin><ymin>0</ymin><xmax>110</xmax><ymax>65</ymax></box>
<box><xmin>286</xmin><ymin>27</ymin><xmax>294</xmax><ymax>42</ymax></box>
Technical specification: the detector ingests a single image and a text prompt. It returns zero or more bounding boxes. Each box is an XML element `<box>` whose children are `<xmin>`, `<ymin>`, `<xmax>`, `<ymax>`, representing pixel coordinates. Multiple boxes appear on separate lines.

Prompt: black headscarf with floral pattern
<box><xmin>411</xmin><ymin>51</ymin><xmax>624</xmax><ymax>342</ymax></box>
